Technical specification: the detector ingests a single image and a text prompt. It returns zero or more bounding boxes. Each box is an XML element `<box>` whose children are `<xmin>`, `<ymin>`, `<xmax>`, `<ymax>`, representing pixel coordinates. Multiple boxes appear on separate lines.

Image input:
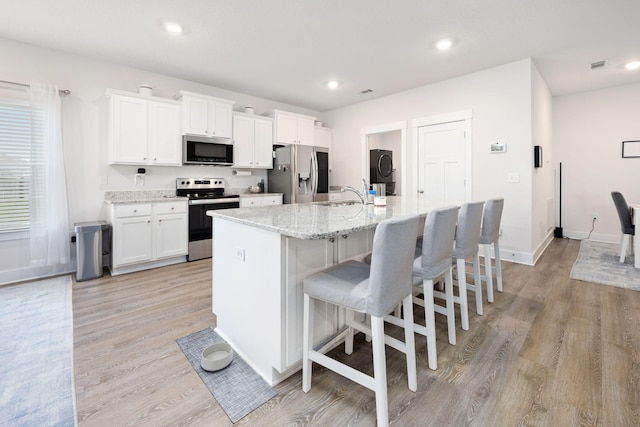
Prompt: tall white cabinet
<box><xmin>232</xmin><ymin>112</ymin><xmax>273</xmax><ymax>168</ymax></box>
<box><xmin>107</xmin><ymin>89</ymin><xmax>182</xmax><ymax>166</ymax></box>
<box><xmin>176</xmin><ymin>91</ymin><xmax>235</xmax><ymax>138</ymax></box>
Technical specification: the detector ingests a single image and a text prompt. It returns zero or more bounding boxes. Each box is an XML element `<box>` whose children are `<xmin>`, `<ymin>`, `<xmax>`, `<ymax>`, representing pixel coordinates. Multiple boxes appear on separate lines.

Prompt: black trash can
<box><xmin>74</xmin><ymin>221</ymin><xmax>111</xmax><ymax>281</ymax></box>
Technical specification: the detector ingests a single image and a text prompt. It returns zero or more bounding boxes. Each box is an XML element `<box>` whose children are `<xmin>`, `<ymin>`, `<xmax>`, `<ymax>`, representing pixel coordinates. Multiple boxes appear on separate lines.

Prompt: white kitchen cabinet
<box><xmin>270</xmin><ymin>109</ymin><xmax>315</xmax><ymax>146</ymax></box>
<box><xmin>107</xmin><ymin>89</ymin><xmax>182</xmax><ymax>166</ymax></box>
<box><xmin>232</xmin><ymin>112</ymin><xmax>273</xmax><ymax>168</ymax></box>
<box><xmin>177</xmin><ymin>90</ymin><xmax>234</xmax><ymax>138</ymax></box>
<box><xmin>240</xmin><ymin>194</ymin><xmax>283</xmax><ymax>208</ymax></box>
<box><xmin>154</xmin><ymin>202</ymin><xmax>188</xmax><ymax>259</ymax></box>
<box><xmin>108</xmin><ymin>201</ymin><xmax>187</xmax><ymax>275</ymax></box>
<box><xmin>314</xmin><ymin>126</ymin><xmax>332</xmax><ymax>170</ymax></box>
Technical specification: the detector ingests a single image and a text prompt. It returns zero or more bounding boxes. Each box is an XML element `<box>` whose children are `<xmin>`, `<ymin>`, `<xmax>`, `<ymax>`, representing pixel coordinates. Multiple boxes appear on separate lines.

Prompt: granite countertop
<box><xmin>207</xmin><ymin>196</ymin><xmax>456</xmax><ymax>240</ymax></box>
<box><xmin>104</xmin><ymin>190</ymin><xmax>187</xmax><ymax>204</ymax></box>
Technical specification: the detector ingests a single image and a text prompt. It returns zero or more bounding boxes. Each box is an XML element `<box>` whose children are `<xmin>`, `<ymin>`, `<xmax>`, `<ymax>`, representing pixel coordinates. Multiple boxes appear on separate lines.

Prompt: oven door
<box><xmin>188</xmin><ymin>198</ymin><xmax>240</xmax><ymax>261</ymax></box>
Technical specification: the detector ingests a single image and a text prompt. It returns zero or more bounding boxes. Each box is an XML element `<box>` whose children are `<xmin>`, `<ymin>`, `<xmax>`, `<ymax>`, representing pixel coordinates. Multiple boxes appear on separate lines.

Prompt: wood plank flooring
<box><xmin>72</xmin><ymin>238</ymin><xmax>640</xmax><ymax>426</ymax></box>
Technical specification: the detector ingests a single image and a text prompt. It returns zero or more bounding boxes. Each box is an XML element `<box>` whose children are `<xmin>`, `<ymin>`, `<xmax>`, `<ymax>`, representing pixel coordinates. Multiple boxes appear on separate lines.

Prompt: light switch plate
<box><xmin>507</xmin><ymin>173</ymin><xmax>520</xmax><ymax>183</ymax></box>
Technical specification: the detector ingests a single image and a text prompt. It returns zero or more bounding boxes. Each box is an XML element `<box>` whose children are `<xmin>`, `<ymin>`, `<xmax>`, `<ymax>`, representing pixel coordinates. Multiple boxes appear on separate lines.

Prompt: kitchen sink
<box><xmin>317</xmin><ymin>200</ymin><xmax>362</xmax><ymax>207</ymax></box>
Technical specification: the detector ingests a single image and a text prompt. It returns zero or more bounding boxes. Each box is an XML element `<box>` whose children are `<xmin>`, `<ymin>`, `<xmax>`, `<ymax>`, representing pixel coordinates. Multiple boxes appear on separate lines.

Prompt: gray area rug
<box><xmin>0</xmin><ymin>275</ymin><xmax>76</xmax><ymax>426</ymax></box>
<box><xmin>570</xmin><ymin>240</ymin><xmax>640</xmax><ymax>290</ymax></box>
<box><xmin>176</xmin><ymin>327</ymin><xmax>277</xmax><ymax>423</ymax></box>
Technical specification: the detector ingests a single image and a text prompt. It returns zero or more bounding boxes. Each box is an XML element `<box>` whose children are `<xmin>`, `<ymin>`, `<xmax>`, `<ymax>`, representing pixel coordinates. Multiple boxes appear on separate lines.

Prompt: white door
<box><xmin>417</xmin><ymin>121</ymin><xmax>466</xmax><ymax>202</ymax></box>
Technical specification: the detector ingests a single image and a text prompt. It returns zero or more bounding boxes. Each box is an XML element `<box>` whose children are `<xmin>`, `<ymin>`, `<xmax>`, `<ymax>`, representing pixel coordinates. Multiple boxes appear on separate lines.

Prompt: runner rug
<box><xmin>0</xmin><ymin>275</ymin><xmax>75</xmax><ymax>426</ymax></box>
<box><xmin>570</xmin><ymin>240</ymin><xmax>640</xmax><ymax>291</ymax></box>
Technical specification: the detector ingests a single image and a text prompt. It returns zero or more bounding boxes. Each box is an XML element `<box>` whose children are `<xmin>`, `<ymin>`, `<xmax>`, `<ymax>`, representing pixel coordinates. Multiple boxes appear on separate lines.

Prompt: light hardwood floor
<box><xmin>72</xmin><ymin>238</ymin><xmax>640</xmax><ymax>426</ymax></box>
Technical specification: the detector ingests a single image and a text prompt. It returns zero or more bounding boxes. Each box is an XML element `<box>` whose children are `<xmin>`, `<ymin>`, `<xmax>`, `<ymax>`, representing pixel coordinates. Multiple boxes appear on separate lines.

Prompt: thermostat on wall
<box><xmin>490</xmin><ymin>143</ymin><xmax>506</xmax><ymax>153</ymax></box>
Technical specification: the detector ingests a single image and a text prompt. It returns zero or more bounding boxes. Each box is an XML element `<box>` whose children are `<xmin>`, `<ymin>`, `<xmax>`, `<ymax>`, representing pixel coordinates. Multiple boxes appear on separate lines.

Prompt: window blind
<box><xmin>0</xmin><ymin>94</ymin><xmax>31</xmax><ymax>232</ymax></box>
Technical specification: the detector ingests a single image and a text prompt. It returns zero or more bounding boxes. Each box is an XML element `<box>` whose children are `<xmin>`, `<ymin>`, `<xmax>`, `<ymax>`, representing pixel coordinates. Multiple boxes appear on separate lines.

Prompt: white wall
<box><xmin>554</xmin><ymin>82</ymin><xmax>640</xmax><ymax>242</ymax></box>
<box><xmin>0</xmin><ymin>37</ymin><xmax>320</xmax><ymax>284</ymax></box>
<box><xmin>322</xmin><ymin>59</ymin><xmax>541</xmax><ymax>263</ymax></box>
<box><xmin>531</xmin><ymin>63</ymin><xmax>555</xmax><ymax>261</ymax></box>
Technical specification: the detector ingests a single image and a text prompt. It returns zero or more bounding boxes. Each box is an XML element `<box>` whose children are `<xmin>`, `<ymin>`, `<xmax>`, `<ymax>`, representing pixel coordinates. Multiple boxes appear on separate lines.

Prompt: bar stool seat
<box><xmin>302</xmin><ymin>215</ymin><xmax>420</xmax><ymax>427</ymax></box>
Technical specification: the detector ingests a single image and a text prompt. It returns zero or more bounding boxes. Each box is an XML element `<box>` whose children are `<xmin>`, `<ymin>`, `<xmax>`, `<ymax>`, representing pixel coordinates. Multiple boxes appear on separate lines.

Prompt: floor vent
<box><xmin>589</xmin><ymin>60</ymin><xmax>607</xmax><ymax>70</ymax></box>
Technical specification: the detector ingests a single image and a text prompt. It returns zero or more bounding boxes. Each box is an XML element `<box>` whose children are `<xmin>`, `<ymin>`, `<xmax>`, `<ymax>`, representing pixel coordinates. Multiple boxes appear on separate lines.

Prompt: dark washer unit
<box><xmin>370</xmin><ymin>149</ymin><xmax>395</xmax><ymax>195</ymax></box>
<box><xmin>176</xmin><ymin>178</ymin><xmax>240</xmax><ymax>261</ymax></box>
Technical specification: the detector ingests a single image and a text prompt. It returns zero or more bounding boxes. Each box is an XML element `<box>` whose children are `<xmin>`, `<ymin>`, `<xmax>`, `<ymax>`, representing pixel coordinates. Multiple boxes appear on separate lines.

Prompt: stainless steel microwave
<box><xmin>183</xmin><ymin>135</ymin><xmax>234</xmax><ymax>166</ymax></box>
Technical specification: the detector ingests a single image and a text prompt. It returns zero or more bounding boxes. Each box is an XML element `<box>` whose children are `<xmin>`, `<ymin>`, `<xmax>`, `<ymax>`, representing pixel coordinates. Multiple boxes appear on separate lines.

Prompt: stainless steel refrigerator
<box><xmin>268</xmin><ymin>144</ymin><xmax>329</xmax><ymax>204</ymax></box>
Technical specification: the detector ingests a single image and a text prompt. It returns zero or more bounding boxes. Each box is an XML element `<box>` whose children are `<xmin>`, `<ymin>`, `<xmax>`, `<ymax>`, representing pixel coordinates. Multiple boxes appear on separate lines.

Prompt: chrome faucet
<box><xmin>341</xmin><ymin>186</ymin><xmax>366</xmax><ymax>205</ymax></box>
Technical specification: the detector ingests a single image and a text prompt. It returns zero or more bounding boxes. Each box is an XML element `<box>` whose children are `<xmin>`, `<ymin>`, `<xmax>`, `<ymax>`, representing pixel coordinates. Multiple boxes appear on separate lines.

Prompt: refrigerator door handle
<box><xmin>311</xmin><ymin>151</ymin><xmax>318</xmax><ymax>195</ymax></box>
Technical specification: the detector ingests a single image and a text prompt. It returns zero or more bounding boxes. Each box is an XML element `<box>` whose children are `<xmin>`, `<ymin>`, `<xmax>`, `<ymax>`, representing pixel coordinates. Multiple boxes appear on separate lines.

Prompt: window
<box><xmin>0</xmin><ymin>85</ymin><xmax>31</xmax><ymax>232</ymax></box>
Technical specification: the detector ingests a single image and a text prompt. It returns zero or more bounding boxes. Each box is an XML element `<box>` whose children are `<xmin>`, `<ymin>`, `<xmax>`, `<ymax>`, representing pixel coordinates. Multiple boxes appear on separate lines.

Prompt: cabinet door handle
<box><xmin>147</xmin><ymin>220</ymin><xmax>151</xmax><ymax>224</ymax></box>
<box><xmin>133</xmin><ymin>209</ymin><xmax>137</xmax><ymax>213</ymax></box>
<box><xmin>342</xmin><ymin>234</ymin><xmax>348</xmax><ymax>239</ymax></box>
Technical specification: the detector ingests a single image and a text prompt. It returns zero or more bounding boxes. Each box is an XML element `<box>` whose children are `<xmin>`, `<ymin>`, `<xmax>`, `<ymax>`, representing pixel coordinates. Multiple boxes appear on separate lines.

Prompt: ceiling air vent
<box><xmin>359</xmin><ymin>89</ymin><xmax>373</xmax><ymax>94</ymax></box>
<box><xmin>589</xmin><ymin>60</ymin><xmax>607</xmax><ymax>70</ymax></box>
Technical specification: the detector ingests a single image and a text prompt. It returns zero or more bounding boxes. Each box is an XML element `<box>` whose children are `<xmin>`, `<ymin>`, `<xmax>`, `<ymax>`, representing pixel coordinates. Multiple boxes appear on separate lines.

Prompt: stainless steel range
<box><xmin>176</xmin><ymin>178</ymin><xmax>240</xmax><ymax>261</ymax></box>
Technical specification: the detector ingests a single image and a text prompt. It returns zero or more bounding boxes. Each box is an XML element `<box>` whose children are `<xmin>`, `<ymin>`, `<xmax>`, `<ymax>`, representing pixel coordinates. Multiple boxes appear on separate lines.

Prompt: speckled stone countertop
<box><xmin>104</xmin><ymin>190</ymin><xmax>187</xmax><ymax>204</ymax></box>
<box><xmin>208</xmin><ymin>196</ymin><xmax>456</xmax><ymax>240</ymax></box>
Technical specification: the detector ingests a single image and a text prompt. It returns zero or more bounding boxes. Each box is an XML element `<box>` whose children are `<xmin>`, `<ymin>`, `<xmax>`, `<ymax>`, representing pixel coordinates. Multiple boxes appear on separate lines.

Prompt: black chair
<box><xmin>611</xmin><ymin>191</ymin><xmax>635</xmax><ymax>262</ymax></box>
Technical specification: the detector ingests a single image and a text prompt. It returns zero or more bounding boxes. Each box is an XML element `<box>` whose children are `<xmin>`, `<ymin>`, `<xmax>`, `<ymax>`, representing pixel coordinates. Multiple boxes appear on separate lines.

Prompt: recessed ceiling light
<box><xmin>625</xmin><ymin>61</ymin><xmax>640</xmax><ymax>70</ymax></box>
<box><xmin>435</xmin><ymin>38</ymin><xmax>453</xmax><ymax>51</ymax></box>
<box><xmin>327</xmin><ymin>81</ymin><xmax>340</xmax><ymax>90</ymax></box>
<box><xmin>164</xmin><ymin>22</ymin><xmax>184</xmax><ymax>34</ymax></box>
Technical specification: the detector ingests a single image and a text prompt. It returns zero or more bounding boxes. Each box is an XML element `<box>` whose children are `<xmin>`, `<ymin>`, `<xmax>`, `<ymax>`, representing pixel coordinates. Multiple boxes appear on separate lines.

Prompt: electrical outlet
<box><xmin>235</xmin><ymin>247</ymin><xmax>245</xmax><ymax>262</ymax></box>
<box><xmin>592</xmin><ymin>212</ymin><xmax>598</xmax><ymax>220</ymax></box>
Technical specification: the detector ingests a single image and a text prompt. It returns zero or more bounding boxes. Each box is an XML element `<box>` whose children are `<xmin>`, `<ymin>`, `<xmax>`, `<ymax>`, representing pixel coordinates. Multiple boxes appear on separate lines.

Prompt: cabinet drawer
<box><xmin>114</xmin><ymin>204</ymin><xmax>152</xmax><ymax>218</ymax></box>
<box><xmin>154</xmin><ymin>201</ymin><xmax>187</xmax><ymax>215</ymax></box>
<box><xmin>262</xmin><ymin>195</ymin><xmax>282</xmax><ymax>205</ymax></box>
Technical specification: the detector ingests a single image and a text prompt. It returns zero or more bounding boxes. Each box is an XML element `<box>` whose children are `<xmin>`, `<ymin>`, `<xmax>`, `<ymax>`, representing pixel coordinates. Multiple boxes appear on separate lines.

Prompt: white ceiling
<box><xmin>1</xmin><ymin>0</ymin><xmax>640</xmax><ymax>111</ymax></box>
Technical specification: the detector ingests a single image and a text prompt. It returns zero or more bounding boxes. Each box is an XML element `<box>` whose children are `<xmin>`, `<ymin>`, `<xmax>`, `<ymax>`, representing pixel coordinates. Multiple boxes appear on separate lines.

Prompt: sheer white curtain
<box><xmin>29</xmin><ymin>83</ymin><xmax>70</xmax><ymax>268</ymax></box>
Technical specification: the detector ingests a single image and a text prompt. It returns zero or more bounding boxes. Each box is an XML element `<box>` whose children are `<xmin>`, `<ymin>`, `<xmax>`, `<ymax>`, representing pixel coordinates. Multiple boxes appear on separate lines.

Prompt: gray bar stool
<box><xmin>302</xmin><ymin>215</ymin><xmax>420</xmax><ymax>427</ymax></box>
<box><xmin>412</xmin><ymin>205</ymin><xmax>459</xmax><ymax>368</ymax></box>
<box><xmin>452</xmin><ymin>201</ymin><xmax>485</xmax><ymax>324</ymax></box>
<box><xmin>479</xmin><ymin>198</ymin><xmax>504</xmax><ymax>302</ymax></box>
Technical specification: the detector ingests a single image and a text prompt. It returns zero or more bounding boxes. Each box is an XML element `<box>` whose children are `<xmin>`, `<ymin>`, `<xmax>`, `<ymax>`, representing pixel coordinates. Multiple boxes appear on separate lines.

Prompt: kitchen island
<box><xmin>208</xmin><ymin>197</ymin><xmax>453</xmax><ymax>385</ymax></box>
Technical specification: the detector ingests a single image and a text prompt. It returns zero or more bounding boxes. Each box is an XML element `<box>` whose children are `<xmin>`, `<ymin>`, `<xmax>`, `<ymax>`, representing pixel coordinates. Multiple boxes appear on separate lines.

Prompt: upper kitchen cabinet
<box><xmin>107</xmin><ymin>89</ymin><xmax>182</xmax><ymax>166</ymax></box>
<box><xmin>314</xmin><ymin>125</ymin><xmax>333</xmax><ymax>170</ymax></box>
<box><xmin>232</xmin><ymin>112</ymin><xmax>273</xmax><ymax>169</ymax></box>
<box><xmin>269</xmin><ymin>109</ymin><xmax>315</xmax><ymax>146</ymax></box>
<box><xmin>176</xmin><ymin>90</ymin><xmax>235</xmax><ymax>138</ymax></box>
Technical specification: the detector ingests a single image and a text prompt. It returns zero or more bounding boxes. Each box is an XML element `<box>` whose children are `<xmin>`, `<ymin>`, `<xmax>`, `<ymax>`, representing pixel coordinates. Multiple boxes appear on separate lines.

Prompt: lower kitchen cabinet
<box><xmin>107</xmin><ymin>201</ymin><xmax>187</xmax><ymax>275</ymax></box>
<box><xmin>239</xmin><ymin>194</ymin><xmax>283</xmax><ymax>208</ymax></box>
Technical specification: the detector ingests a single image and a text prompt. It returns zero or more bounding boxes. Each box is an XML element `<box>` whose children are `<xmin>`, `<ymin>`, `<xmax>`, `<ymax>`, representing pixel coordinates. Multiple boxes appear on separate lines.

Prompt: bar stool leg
<box><xmin>472</xmin><ymin>253</ymin><xmax>483</xmax><ymax>315</ymax></box>
<box><xmin>371</xmin><ymin>316</ymin><xmax>389</xmax><ymax>427</ymax></box>
<box><xmin>422</xmin><ymin>279</ymin><xmax>438</xmax><ymax>370</ymax></box>
<box><xmin>345</xmin><ymin>309</ymin><xmax>354</xmax><ymax>355</ymax></box>
<box><xmin>402</xmin><ymin>294</ymin><xmax>417</xmax><ymax>391</ymax></box>
<box><xmin>456</xmin><ymin>258</ymin><xmax>469</xmax><ymax>330</ymax></box>
<box><xmin>443</xmin><ymin>269</ymin><xmax>456</xmax><ymax>345</ymax></box>
<box><xmin>494</xmin><ymin>241</ymin><xmax>503</xmax><ymax>293</ymax></box>
<box><xmin>302</xmin><ymin>294</ymin><xmax>314</xmax><ymax>393</ymax></box>
<box><xmin>484</xmin><ymin>244</ymin><xmax>495</xmax><ymax>303</ymax></box>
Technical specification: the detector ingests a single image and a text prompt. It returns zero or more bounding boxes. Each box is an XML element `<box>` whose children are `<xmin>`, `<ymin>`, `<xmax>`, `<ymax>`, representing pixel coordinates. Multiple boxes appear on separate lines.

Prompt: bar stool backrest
<box><xmin>479</xmin><ymin>198</ymin><xmax>504</xmax><ymax>245</ymax></box>
<box><xmin>368</xmin><ymin>215</ymin><xmax>420</xmax><ymax>316</ymax></box>
<box><xmin>612</xmin><ymin>191</ymin><xmax>634</xmax><ymax>235</ymax></box>
<box><xmin>453</xmin><ymin>201</ymin><xmax>485</xmax><ymax>259</ymax></box>
<box><xmin>419</xmin><ymin>206</ymin><xmax>459</xmax><ymax>279</ymax></box>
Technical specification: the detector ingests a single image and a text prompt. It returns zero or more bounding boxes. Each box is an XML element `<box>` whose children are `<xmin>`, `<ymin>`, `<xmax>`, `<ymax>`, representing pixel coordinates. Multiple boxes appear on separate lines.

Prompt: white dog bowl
<box><xmin>201</xmin><ymin>342</ymin><xmax>233</xmax><ymax>372</ymax></box>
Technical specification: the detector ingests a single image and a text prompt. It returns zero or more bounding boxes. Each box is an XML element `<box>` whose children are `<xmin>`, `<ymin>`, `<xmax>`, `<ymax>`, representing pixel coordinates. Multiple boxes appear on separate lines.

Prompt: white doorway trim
<box><xmin>410</xmin><ymin>110</ymin><xmax>473</xmax><ymax>200</ymax></box>
<box><xmin>361</xmin><ymin>121</ymin><xmax>407</xmax><ymax>196</ymax></box>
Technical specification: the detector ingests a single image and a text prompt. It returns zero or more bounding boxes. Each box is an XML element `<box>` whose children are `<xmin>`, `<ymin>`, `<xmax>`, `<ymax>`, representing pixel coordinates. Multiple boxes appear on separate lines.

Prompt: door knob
<box><xmin>418</xmin><ymin>190</ymin><xmax>424</xmax><ymax>194</ymax></box>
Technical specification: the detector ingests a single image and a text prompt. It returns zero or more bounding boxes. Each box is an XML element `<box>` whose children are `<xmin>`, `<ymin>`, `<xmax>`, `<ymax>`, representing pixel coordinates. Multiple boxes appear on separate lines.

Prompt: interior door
<box><xmin>417</xmin><ymin>121</ymin><xmax>466</xmax><ymax>202</ymax></box>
